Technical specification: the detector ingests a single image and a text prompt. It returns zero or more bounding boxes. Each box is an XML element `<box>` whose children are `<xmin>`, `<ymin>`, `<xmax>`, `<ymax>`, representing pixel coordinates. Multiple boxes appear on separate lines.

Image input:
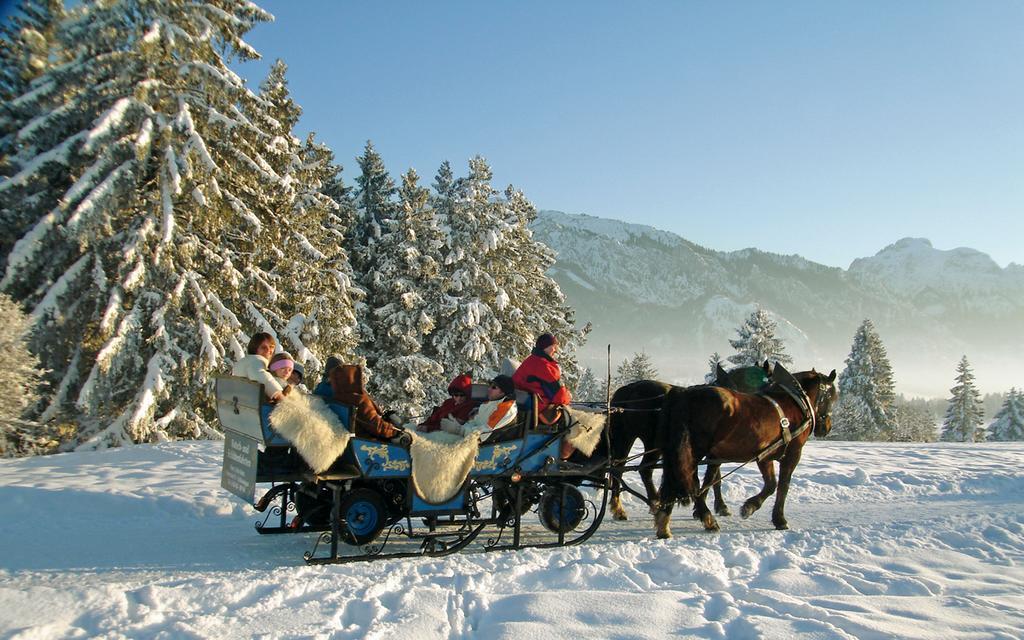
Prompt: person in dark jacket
<box><xmin>328</xmin><ymin>364</ymin><xmax>409</xmax><ymax>444</ymax></box>
<box><xmin>417</xmin><ymin>373</ymin><xmax>476</xmax><ymax>433</ymax></box>
<box><xmin>313</xmin><ymin>355</ymin><xmax>343</xmax><ymax>398</ymax></box>
<box><xmin>512</xmin><ymin>333</ymin><xmax>572</xmax><ymax>417</ymax></box>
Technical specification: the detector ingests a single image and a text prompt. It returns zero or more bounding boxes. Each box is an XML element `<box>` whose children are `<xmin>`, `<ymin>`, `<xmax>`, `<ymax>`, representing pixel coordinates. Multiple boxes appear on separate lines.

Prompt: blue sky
<box><xmin>6</xmin><ymin>1</ymin><xmax>1022</xmax><ymax>268</ymax></box>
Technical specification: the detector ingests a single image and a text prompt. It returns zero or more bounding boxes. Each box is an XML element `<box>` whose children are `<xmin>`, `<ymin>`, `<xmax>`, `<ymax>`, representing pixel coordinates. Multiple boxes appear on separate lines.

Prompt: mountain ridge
<box><xmin>532</xmin><ymin>210</ymin><xmax>1024</xmax><ymax>397</ymax></box>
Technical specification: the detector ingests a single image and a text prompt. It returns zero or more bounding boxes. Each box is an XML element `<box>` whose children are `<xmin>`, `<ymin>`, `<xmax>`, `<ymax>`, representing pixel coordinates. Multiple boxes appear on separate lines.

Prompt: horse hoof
<box><xmin>702</xmin><ymin>515</ymin><xmax>720</xmax><ymax>532</ymax></box>
<box><xmin>774</xmin><ymin>520</ymin><xmax>789</xmax><ymax>530</ymax></box>
<box><xmin>612</xmin><ymin>512</ymin><xmax>628</xmax><ymax>521</ymax></box>
<box><xmin>740</xmin><ymin>503</ymin><xmax>756</xmax><ymax>519</ymax></box>
<box><xmin>656</xmin><ymin>530</ymin><xmax>672</xmax><ymax>540</ymax></box>
<box><xmin>717</xmin><ymin>506</ymin><xmax>732</xmax><ymax>517</ymax></box>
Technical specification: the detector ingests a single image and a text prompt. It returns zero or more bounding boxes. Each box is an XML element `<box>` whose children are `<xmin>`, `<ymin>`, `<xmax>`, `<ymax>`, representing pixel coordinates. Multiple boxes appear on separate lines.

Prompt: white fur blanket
<box><xmin>564</xmin><ymin>407</ymin><xmax>607</xmax><ymax>457</ymax></box>
<box><xmin>269</xmin><ymin>393</ymin><xmax>352</xmax><ymax>473</ymax></box>
<box><xmin>408</xmin><ymin>431</ymin><xmax>480</xmax><ymax>504</ymax></box>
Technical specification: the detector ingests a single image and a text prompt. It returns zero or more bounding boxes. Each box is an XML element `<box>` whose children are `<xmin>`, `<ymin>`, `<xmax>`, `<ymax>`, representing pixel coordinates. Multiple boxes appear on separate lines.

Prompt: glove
<box><xmin>440</xmin><ymin>417</ymin><xmax>463</xmax><ymax>435</ymax></box>
<box><xmin>390</xmin><ymin>430</ymin><xmax>413</xmax><ymax>448</ymax></box>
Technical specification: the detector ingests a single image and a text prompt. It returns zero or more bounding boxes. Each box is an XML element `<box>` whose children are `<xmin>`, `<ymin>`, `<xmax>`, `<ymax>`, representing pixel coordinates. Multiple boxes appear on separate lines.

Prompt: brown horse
<box><xmin>653</xmin><ymin>368</ymin><xmax>837</xmax><ymax>537</ymax></box>
<box><xmin>602</xmin><ymin>363</ymin><xmax>773</xmax><ymax>521</ymax></box>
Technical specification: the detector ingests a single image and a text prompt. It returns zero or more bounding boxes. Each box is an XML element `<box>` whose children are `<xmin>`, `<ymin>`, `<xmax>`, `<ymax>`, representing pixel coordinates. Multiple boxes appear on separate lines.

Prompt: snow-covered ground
<box><xmin>1</xmin><ymin>441</ymin><xmax>1022</xmax><ymax>639</ymax></box>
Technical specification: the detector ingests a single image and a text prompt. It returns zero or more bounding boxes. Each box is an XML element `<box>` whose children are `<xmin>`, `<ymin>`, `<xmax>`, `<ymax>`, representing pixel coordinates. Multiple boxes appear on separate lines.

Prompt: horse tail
<box><xmin>657</xmin><ymin>389</ymin><xmax>689</xmax><ymax>506</ymax></box>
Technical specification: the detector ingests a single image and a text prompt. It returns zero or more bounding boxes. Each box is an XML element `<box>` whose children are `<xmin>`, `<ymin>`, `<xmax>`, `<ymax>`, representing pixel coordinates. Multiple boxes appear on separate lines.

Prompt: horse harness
<box><xmin>755</xmin><ymin>382</ymin><xmax>816</xmax><ymax>462</ymax></box>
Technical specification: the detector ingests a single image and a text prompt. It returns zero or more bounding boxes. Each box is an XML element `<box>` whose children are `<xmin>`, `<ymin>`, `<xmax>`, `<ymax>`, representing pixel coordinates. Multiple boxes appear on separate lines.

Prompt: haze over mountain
<box><xmin>532</xmin><ymin>211</ymin><xmax>1024</xmax><ymax>398</ymax></box>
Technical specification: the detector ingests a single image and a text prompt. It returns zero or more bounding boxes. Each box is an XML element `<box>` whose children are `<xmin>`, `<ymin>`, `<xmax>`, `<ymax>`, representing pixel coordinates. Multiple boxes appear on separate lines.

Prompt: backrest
<box><xmin>515</xmin><ymin>390</ymin><xmax>538</xmax><ymax>431</ymax></box>
<box><xmin>215</xmin><ymin>376</ymin><xmax>266</xmax><ymax>442</ymax></box>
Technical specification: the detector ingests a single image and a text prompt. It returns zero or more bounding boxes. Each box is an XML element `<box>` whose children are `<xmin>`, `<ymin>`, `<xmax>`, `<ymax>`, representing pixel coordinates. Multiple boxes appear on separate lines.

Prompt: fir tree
<box><xmin>0</xmin><ymin>0</ymin><xmax>69</xmax><ymax>258</ymax></box>
<box><xmin>575</xmin><ymin>366</ymin><xmax>603</xmax><ymax>402</ymax></box>
<box><xmin>0</xmin><ymin>294</ymin><xmax>49</xmax><ymax>456</ymax></box>
<box><xmin>987</xmin><ymin>388</ymin><xmax>1024</xmax><ymax>441</ymax></box>
<box><xmin>0</xmin><ymin>1</ymin><xmax>354</xmax><ymax>447</ymax></box>
<box><xmin>892</xmin><ymin>397</ymin><xmax>937</xmax><ymax>442</ymax></box>
<box><xmin>727</xmin><ymin>307</ymin><xmax>792</xmax><ymax>368</ymax></box>
<box><xmin>831</xmin><ymin>319</ymin><xmax>897</xmax><ymax>440</ymax></box>
<box><xmin>705</xmin><ymin>352</ymin><xmax>723</xmax><ymax>384</ymax></box>
<box><xmin>349</xmin><ymin>140</ymin><xmax>397</xmax><ymax>354</ymax></box>
<box><xmin>941</xmin><ymin>356</ymin><xmax>985</xmax><ymax>442</ymax></box>
<box><xmin>614</xmin><ymin>351</ymin><xmax>659</xmax><ymax>387</ymax></box>
<box><xmin>427</xmin><ymin>157</ymin><xmax>503</xmax><ymax>374</ymax></box>
<box><xmin>361</xmin><ymin>168</ymin><xmax>443</xmax><ymax>416</ymax></box>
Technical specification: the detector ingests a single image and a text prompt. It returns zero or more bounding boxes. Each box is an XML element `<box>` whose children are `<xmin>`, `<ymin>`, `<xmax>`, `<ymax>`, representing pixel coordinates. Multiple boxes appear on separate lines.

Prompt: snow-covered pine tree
<box><xmin>831</xmin><ymin>319</ymin><xmax>897</xmax><ymax>440</ymax></box>
<box><xmin>498</xmin><ymin>182</ymin><xmax>586</xmax><ymax>384</ymax></box>
<box><xmin>0</xmin><ymin>1</ymin><xmax>350</xmax><ymax>448</ymax></box>
<box><xmin>727</xmin><ymin>307</ymin><xmax>793</xmax><ymax>368</ymax></box>
<box><xmin>705</xmin><ymin>352</ymin><xmax>723</xmax><ymax>384</ymax></box>
<box><xmin>0</xmin><ymin>294</ymin><xmax>49</xmax><ymax>456</ymax></box>
<box><xmin>427</xmin><ymin>156</ymin><xmax>503</xmax><ymax>376</ymax></box>
<box><xmin>0</xmin><ymin>0</ymin><xmax>69</xmax><ymax>258</ymax></box>
<box><xmin>614</xmin><ymin>352</ymin><xmax>659</xmax><ymax>387</ymax></box>
<box><xmin>252</xmin><ymin>61</ymin><xmax>361</xmax><ymax>374</ymax></box>
<box><xmin>987</xmin><ymin>388</ymin><xmax>1024</xmax><ymax>441</ymax></box>
<box><xmin>941</xmin><ymin>356</ymin><xmax>985</xmax><ymax>442</ymax></box>
<box><xmin>575</xmin><ymin>366</ymin><xmax>603</xmax><ymax>402</ymax></box>
<box><xmin>349</xmin><ymin>140</ymin><xmax>397</xmax><ymax>357</ymax></box>
<box><xmin>892</xmin><ymin>397</ymin><xmax>937</xmax><ymax>442</ymax></box>
<box><xmin>360</xmin><ymin>169</ymin><xmax>443</xmax><ymax>416</ymax></box>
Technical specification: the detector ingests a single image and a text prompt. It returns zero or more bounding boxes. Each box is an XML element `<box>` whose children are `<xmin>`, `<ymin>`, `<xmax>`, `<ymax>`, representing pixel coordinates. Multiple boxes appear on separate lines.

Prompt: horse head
<box><xmin>799</xmin><ymin>369</ymin><xmax>838</xmax><ymax>437</ymax></box>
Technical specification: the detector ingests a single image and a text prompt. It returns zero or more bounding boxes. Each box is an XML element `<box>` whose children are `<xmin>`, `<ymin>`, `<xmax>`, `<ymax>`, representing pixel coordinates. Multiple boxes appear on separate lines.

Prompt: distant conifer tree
<box><xmin>987</xmin><ymin>388</ymin><xmax>1024</xmax><ymax>441</ymax></box>
<box><xmin>892</xmin><ymin>397</ymin><xmax>938</xmax><ymax>442</ymax></box>
<box><xmin>727</xmin><ymin>307</ymin><xmax>792</xmax><ymax>368</ymax></box>
<box><xmin>941</xmin><ymin>356</ymin><xmax>985</xmax><ymax>442</ymax></box>
<box><xmin>614</xmin><ymin>352</ymin><xmax>659</xmax><ymax>387</ymax></box>
<box><xmin>832</xmin><ymin>319</ymin><xmax>897</xmax><ymax>440</ymax></box>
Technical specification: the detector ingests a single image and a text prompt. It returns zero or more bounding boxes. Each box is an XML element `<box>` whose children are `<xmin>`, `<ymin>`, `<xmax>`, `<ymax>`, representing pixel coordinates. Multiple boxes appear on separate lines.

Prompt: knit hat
<box><xmin>491</xmin><ymin>374</ymin><xmax>515</xmax><ymax>398</ymax></box>
<box><xmin>447</xmin><ymin>372</ymin><xmax>472</xmax><ymax>396</ymax></box>
<box><xmin>535</xmin><ymin>333</ymin><xmax>558</xmax><ymax>350</ymax></box>
<box><xmin>324</xmin><ymin>355</ymin><xmax>343</xmax><ymax>375</ymax></box>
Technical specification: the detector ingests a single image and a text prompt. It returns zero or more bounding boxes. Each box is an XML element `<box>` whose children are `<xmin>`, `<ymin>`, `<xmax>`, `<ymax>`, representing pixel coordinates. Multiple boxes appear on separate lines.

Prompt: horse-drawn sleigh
<box><xmin>215</xmin><ymin>360</ymin><xmax>837</xmax><ymax>563</ymax></box>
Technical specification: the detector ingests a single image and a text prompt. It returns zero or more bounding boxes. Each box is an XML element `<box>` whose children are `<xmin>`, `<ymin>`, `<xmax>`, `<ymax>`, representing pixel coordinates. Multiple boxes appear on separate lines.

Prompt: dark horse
<box><xmin>653</xmin><ymin>368</ymin><xmax>838</xmax><ymax>537</ymax></box>
<box><xmin>597</xmin><ymin>362</ymin><xmax>772</xmax><ymax>521</ymax></box>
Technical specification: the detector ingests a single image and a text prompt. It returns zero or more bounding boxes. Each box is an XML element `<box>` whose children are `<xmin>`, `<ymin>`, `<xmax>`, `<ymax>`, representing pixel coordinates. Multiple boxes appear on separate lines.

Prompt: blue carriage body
<box><xmin>216</xmin><ymin>376</ymin><xmax>565</xmax><ymax>515</ymax></box>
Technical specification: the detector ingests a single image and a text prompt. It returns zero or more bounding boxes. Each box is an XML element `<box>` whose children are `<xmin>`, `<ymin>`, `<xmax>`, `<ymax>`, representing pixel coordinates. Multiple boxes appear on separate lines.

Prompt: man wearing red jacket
<box><xmin>512</xmin><ymin>333</ymin><xmax>572</xmax><ymax>419</ymax></box>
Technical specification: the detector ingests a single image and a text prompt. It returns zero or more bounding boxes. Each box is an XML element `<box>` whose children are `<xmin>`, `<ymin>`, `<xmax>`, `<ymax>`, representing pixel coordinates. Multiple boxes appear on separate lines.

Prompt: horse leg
<box><xmin>679</xmin><ymin>437</ymin><xmax>716</xmax><ymax>532</ymax></box>
<box><xmin>640</xmin><ymin>448</ymin><xmax>661</xmax><ymax>515</ymax></box>
<box><xmin>771</xmin><ymin>448</ymin><xmax>803</xmax><ymax>530</ymax></box>
<box><xmin>655</xmin><ymin>429</ymin><xmax>713</xmax><ymax>536</ymax></box>
<box><xmin>703</xmin><ymin>463</ymin><xmax>731</xmax><ymax>517</ymax></box>
<box><xmin>740</xmin><ymin>460</ymin><xmax>777</xmax><ymax>519</ymax></box>
<box><xmin>609</xmin><ymin>474</ymin><xmax>628</xmax><ymax>521</ymax></box>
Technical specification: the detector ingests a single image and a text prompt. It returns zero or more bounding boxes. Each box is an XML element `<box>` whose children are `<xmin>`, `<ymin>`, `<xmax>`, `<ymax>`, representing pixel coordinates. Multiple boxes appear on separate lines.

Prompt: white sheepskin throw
<box><xmin>269</xmin><ymin>393</ymin><xmax>352</xmax><ymax>473</ymax></box>
<box><xmin>408</xmin><ymin>430</ymin><xmax>480</xmax><ymax>504</ymax></box>
<box><xmin>564</xmin><ymin>407</ymin><xmax>607</xmax><ymax>457</ymax></box>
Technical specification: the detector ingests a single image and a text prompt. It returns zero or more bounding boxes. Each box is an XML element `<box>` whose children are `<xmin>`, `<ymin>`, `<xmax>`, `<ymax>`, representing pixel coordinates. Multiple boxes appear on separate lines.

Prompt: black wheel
<box><xmin>339</xmin><ymin>488</ymin><xmax>387</xmax><ymax>545</ymax></box>
<box><xmin>538</xmin><ymin>484</ymin><xmax>586</xmax><ymax>533</ymax></box>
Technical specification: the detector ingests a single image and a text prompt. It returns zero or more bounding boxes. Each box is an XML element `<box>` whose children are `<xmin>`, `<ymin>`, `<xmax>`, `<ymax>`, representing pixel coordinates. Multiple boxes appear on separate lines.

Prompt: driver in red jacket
<box><xmin>512</xmin><ymin>333</ymin><xmax>572</xmax><ymax>418</ymax></box>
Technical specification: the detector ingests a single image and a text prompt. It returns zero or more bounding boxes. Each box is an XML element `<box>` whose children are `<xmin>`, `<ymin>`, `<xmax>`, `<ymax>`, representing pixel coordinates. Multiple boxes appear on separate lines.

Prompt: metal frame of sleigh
<box><xmin>215</xmin><ymin>376</ymin><xmax>612</xmax><ymax>564</ymax></box>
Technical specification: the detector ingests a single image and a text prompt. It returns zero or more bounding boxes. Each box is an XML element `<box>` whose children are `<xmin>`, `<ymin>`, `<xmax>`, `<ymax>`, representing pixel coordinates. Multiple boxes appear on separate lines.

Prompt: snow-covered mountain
<box><xmin>532</xmin><ymin>211</ymin><xmax>1024</xmax><ymax>397</ymax></box>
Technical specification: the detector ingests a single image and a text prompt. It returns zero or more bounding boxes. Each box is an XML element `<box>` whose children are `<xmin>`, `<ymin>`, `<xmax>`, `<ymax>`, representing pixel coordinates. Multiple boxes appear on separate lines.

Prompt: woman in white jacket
<box><xmin>232</xmin><ymin>332</ymin><xmax>288</xmax><ymax>402</ymax></box>
<box><xmin>442</xmin><ymin>375</ymin><xmax>517</xmax><ymax>438</ymax></box>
